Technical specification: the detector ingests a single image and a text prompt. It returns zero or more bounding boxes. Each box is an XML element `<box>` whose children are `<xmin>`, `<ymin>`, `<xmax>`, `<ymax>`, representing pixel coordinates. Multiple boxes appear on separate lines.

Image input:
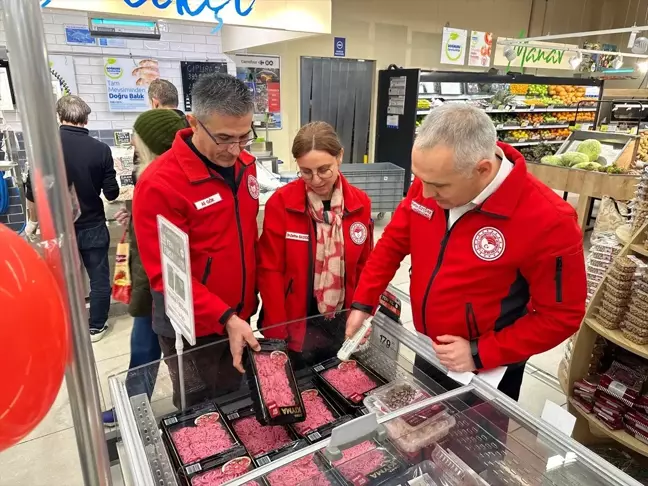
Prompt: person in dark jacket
<box><xmin>25</xmin><ymin>95</ymin><xmax>119</xmax><ymax>342</ymax></box>
<box><xmin>103</xmin><ymin>109</ymin><xmax>186</xmax><ymax>426</ymax></box>
<box><xmin>257</xmin><ymin>122</ymin><xmax>373</xmax><ymax>369</ymax></box>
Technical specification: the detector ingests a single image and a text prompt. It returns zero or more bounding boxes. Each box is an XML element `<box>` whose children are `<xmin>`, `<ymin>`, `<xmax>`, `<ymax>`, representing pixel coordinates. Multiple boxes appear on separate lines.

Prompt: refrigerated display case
<box><xmin>108</xmin><ymin>288</ymin><xmax>643</xmax><ymax>486</ymax></box>
<box><xmin>374</xmin><ymin>69</ymin><xmax>604</xmax><ymax>193</ymax></box>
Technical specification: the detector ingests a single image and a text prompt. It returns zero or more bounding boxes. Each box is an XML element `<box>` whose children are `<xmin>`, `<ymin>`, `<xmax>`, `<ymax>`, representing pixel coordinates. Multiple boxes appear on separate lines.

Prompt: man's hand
<box><xmin>114</xmin><ymin>208</ymin><xmax>130</xmax><ymax>227</ymax></box>
<box><xmin>433</xmin><ymin>335</ymin><xmax>476</xmax><ymax>373</ymax></box>
<box><xmin>345</xmin><ymin>309</ymin><xmax>370</xmax><ymax>339</ymax></box>
<box><xmin>225</xmin><ymin>314</ymin><xmax>260</xmax><ymax>373</ymax></box>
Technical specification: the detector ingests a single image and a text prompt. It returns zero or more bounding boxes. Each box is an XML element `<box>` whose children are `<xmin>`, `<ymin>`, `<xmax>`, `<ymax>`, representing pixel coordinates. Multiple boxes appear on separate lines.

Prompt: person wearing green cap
<box><xmin>102</xmin><ymin>109</ymin><xmax>186</xmax><ymax>426</ymax></box>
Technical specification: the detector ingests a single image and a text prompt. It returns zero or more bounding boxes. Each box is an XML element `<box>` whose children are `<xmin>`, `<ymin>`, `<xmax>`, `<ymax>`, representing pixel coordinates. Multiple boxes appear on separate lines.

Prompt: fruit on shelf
<box><xmin>560</xmin><ymin>152</ymin><xmax>590</xmax><ymax>167</ymax></box>
<box><xmin>572</xmin><ymin>161</ymin><xmax>603</xmax><ymax>171</ymax></box>
<box><xmin>510</xmin><ymin>84</ymin><xmax>529</xmax><ymax>95</ymax></box>
<box><xmin>637</xmin><ymin>131</ymin><xmax>648</xmax><ymax>162</ymax></box>
<box><xmin>519</xmin><ymin>143</ymin><xmax>559</xmax><ymax>162</ymax></box>
<box><xmin>491</xmin><ymin>89</ymin><xmax>516</xmax><ymax>108</ymax></box>
<box><xmin>417</xmin><ymin>99</ymin><xmax>431</xmax><ymax>110</ymax></box>
<box><xmin>518</xmin><ymin>113</ymin><xmax>544</xmax><ymax>125</ymax></box>
<box><xmin>541</xmin><ymin>155</ymin><xmax>562</xmax><ymax>165</ymax></box>
<box><xmin>547</xmin><ymin>85</ymin><xmax>591</xmax><ymax>106</ymax></box>
<box><xmin>577</xmin><ymin>139</ymin><xmax>602</xmax><ymax>161</ymax></box>
<box><xmin>598</xmin><ymin>165</ymin><xmax>626</xmax><ymax>174</ymax></box>
<box><xmin>527</xmin><ymin>84</ymin><xmax>548</xmax><ymax>96</ymax></box>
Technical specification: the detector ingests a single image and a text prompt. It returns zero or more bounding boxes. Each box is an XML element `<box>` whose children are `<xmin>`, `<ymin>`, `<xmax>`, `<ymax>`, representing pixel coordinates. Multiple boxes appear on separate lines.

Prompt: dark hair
<box><xmin>191</xmin><ymin>73</ymin><xmax>254</xmax><ymax>119</ymax></box>
<box><xmin>292</xmin><ymin>121</ymin><xmax>343</xmax><ymax>159</ymax></box>
<box><xmin>148</xmin><ymin>79</ymin><xmax>179</xmax><ymax>108</ymax></box>
<box><xmin>56</xmin><ymin>95</ymin><xmax>91</xmax><ymax>125</ymax></box>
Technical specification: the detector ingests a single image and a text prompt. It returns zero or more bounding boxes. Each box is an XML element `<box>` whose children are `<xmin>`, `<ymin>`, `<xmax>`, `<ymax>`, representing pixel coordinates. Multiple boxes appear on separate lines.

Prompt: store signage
<box><xmin>334</xmin><ymin>37</ymin><xmax>346</xmax><ymax>57</ymax></box>
<box><xmin>181</xmin><ymin>61</ymin><xmax>228</xmax><ymax>112</ymax></box>
<box><xmin>49</xmin><ymin>55</ymin><xmax>78</xmax><ymax>97</ymax></box>
<box><xmin>104</xmin><ymin>57</ymin><xmax>160</xmax><ymax>112</ymax></box>
<box><xmin>494</xmin><ymin>38</ymin><xmax>579</xmax><ymax>70</ymax></box>
<box><xmin>65</xmin><ymin>25</ymin><xmax>96</xmax><ymax>46</ymax></box>
<box><xmin>468</xmin><ymin>31</ymin><xmax>493</xmax><ymax>67</ymax></box>
<box><xmin>232</xmin><ymin>54</ymin><xmax>281</xmax><ymax>129</ymax></box>
<box><xmin>440</xmin><ymin>27</ymin><xmax>467</xmax><ymax>65</ymax></box>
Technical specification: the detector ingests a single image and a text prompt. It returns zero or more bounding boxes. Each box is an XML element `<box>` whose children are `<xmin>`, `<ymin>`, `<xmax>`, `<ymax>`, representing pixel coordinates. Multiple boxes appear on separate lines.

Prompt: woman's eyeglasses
<box><xmin>298</xmin><ymin>167</ymin><xmax>334</xmax><ymax>180</ymax></box>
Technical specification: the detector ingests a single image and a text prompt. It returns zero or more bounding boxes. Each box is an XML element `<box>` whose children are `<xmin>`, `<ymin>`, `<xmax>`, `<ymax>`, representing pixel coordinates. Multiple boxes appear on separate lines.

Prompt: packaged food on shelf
<box><xmin>598</xmin><ymin>361</ymin><xmax>648</xmax><ymax>407</ymax></box>
<box><xmin>630</xmin><ymin>289</ymin><xmax>648</xmax><ymax>312</ymax></box>
<box><xmin>628</xmin><ymin>302</ymin><xmax>648</xmax><ymax>321</ymax></box>
<box><xmin>595</xmin><ymin>306</ymin><xmax>623</xmax><ymax>328</ymax></box>
<box><xmin>291</xmin><ymin>383</ymin><xmax>352</xmax><ymax>443</ymax></box>
<box><xmin>226</xmin><ymin>406</ymin><xmax>298</xmax><ymax>459</ymax></box>
<box><xmin>572</xmin><ymin>396</ymin><xmax>595</xmax><ymax>414</ymax></box>
<box><xmin>324</xmin><ymin>440</ymin><xmax>406</xmax><ymax>486</ymax></box>
<box><xmin>265</xmin><ymin>452</ymin><xmax>339</xmax><ymax>486</ymax></box>
<box><xmin>187</xmin><ymin>454</ymin><xmax>259</xmax><ymax>486</ymax></box>
<box><xmin>161</xmin><ymin>401</ymin><xmax>244</xmax><ymax>470</ymax></box>
<box><xmin>313</xmin><ymin>358</ymin><xmax>385</xmax><ymax>411</ymax></box>
<box><xmin>623</xmin><ymin>311</ymin><xmax>648</xmax><ymax>330</ymax></box>
<box><xmin>624</xmin><ymin>422</ymin><xmax>648</xmax><ymax>445</ymax></box>
<box><xmin>605</xmin><ymin>274</ymin><xmax>635</xmax><ymax>292</ymax></box>
<box><xmin>625</xmin><ymin>410</ymin><xmax>648</xmax><ymax>434</ymax></box>
<box><xmin>245</xmin><ymin>339</ymin><xmax>305</xmax><ymax>426</ymax></box>
<box><xmin>636</xmin><ymin>393</ymin><xmax>648</xmax><ymax>414</ymax></box>
<box><xmin>621</xmin><ymin>328</ymin><xmax>648</xmax><ymax>344</ymax></box>
<box><xmin>600</xmin><ymin>299</ymin><xmax>627</xmax><ymax>316</ymax></box>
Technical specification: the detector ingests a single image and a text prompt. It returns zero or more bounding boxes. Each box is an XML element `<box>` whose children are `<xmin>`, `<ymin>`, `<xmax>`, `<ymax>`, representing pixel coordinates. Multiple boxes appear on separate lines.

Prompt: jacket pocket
<box><xmin>555</xmin><ymin>256</ymin><xmax>563</xmax><ymax>303</ymax></box>
<box><xmin>465</xmin><ymin>302</ymin><xmax>479</xmax><ymax>339</ymax></box>
<box><xmin>201</xmin><ymin>257</ymin><xmax>213</xmax><ymax>285</ymax></box>
<box><xmin>284</xmin><ymin>278</ymin><xmax>294</xmax><ymax>298</ymax></box>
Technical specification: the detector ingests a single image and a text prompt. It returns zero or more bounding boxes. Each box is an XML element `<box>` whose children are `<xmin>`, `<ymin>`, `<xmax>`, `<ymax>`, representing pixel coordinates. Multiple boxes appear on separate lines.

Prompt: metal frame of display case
<box><xmin>108</xmin><ymin>284</ymin><xmax>643</xmax><ymax>486</ymax></box>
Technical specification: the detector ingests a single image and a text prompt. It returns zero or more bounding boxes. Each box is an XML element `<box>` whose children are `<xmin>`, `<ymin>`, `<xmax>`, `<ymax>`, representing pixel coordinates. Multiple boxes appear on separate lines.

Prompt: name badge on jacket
<box><xmin>194</xmin><ymin>193</ymin><xmax>222</xmax><ymax>210</ymax></box>
<box><xmin>411</xmin><ymin>200</ymin><xmax>433</xmax><ymax>220</ymax></box>
<box><xmin>286</xmin><ymin>232</ymin><xmax>309</xmax><ymax>242</ymax></box>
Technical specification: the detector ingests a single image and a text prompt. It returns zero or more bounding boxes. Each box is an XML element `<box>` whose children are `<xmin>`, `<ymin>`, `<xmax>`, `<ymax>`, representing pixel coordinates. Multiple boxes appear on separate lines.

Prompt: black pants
<box><xmin>76</xmin><ymin>223</ymin><xmax>111</xmax><ymax>330</ymax></box>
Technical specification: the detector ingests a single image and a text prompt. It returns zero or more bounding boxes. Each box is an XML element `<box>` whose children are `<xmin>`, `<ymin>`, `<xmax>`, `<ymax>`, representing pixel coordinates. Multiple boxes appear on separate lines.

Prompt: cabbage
<box><xmin>577</xmin><ymin>139</ymin><xmax>602</xmax><ymax>162</ymax></box>
<box><xmin>541</xmin><ymin>155</ymin><xmax>562</xmax><ymax>165</ymax></box>
<box><xmin>572</xmin><ymin>161</ymin><xmax>602</xmax><ymax>171</ymax></box>
<box><xmin>561</xmin><ymin>152</ymin><xmax>589</xmax><ymax>167</ymax></box>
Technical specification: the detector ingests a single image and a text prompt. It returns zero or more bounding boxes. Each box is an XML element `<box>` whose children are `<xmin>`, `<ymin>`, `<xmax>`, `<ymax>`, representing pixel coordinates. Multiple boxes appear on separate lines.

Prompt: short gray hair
<box><xmin>191</xmin><ymin>73</ymin><xmax>254</xmax><ymax>120</ymax></box>
<box><xmin>148</xmin><ymin>79</ymin><xmax>179</xmax><ymax>108</ymax></box>
<box><xmin>56</xmin><ymin>95</ymin><xmax>91</xmax><ymax>125</ymax></box>
<box><xmin>414</xmin><ymin>104</ymin><xmax>497</xmax><ymax>174</ymax></box>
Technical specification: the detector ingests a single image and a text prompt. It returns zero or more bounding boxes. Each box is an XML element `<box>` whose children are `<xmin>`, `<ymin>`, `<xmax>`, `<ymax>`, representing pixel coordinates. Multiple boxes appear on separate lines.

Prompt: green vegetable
<box><xmin>541</xmin><ymin>155</ymin><xmax>562</xmax><ymax>165</ymax></box>
<box><xmin>572</xmin><ymin>161</ymin><xmax>602</xmax><ymax>171</ymax></box>
<box><xmin>561</xmin><ymin>151</ymin><xmax>589</xmax><ymax>167</ymax></box>
<box><xmin>576</xmin><ymin>139</ymin><xmax>602</xmax><ymax>162</ymax></box>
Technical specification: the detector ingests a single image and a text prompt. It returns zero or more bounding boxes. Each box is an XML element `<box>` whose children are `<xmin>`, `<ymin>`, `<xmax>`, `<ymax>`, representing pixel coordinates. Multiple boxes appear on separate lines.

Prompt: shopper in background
<box><xmin>147</xmin><ymin>78</ymin><xmax>190</xmax><ymax>126</ymax></box>
<box><xmin>257</xmin><ymin>122</ymin><xmax>373</xmax><ymax>369</ymax></box>
<box><xmin>25</xmin><ymin>95</ymin><xmax>119</xmax><ymax>342</ymax></box>
<box><xmin>345</xmin><ymin>104</ymin><xmax>587</xmax><ymax>401</ymax></box>
<box><xmin>133</xmin><ymin>73</ymin><xmax>260</xmax><ymax>408</ymax></box>
<box><xmin>102</xmin><ymin>109</ymin><xmax>186</xmax><ymax>426</ymax></box>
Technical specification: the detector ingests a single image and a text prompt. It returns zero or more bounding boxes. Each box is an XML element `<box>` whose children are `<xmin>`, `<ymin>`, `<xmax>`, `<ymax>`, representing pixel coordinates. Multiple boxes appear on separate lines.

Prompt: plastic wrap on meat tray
<box><xmin>291</xmin><ymin>382</ymin><xmax>353</xmax><ymax>443</ymax></box>
<box><xmin>364</xmin><ymin>379</ymin><xmax>456</xmax><ymax>453</ymax></box>
<box><xmin>246</xmin><ymin>339</ymin><xmax>305</xmax><ymax>425</ymax></box>
<box><xmin>188</xmin><ymin>454</ymin><xmax>260</xmax><ymax>486</ymax></box>
<box><xmin>264</xmin><ymin>452</ymin><xmax>339</xmax><ymax>486</ymax></box>
<box><xmin>323</xmin><ymin>440</ymin><xmax>406</xmax><ymax>486</ymax></box>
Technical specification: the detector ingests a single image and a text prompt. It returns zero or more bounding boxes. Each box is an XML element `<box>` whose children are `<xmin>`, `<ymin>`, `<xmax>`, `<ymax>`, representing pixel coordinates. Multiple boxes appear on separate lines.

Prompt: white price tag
<box><xmin>158</xmin><ymin>215</ymin><xmax>196</xmax><ymax>345</ymax></box>
<box><xmin>371</xmin><ymin>323</ymin><xmax>399</xmax><ymax>361</ymax></box>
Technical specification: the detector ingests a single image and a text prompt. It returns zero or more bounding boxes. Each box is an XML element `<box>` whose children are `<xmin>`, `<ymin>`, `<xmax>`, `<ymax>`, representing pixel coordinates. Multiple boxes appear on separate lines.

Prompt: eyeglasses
<box><xmin>198</xmin><ymin>120</ymin><xmax>257</xmax><ymax>149</ymax></box>
<box><xmin>298</xmin><ymin>166</ymin><xmax>335</xmax><ymax>180</ymax></box>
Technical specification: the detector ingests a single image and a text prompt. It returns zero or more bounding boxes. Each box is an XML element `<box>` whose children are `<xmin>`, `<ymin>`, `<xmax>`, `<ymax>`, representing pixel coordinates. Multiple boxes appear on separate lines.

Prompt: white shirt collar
<box><xmin>471</xmin><ymin>146</ymin><xmax>513</xmax><ymax>206</ymax></box>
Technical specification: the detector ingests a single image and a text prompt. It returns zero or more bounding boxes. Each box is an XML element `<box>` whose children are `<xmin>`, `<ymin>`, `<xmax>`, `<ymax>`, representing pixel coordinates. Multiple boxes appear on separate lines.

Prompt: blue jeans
<box><xmin>76</xmin><ymin>223</ymin><xmax>111</xmax><ymax>331</ymax></box>
<box><xmin>126</xmin><ymin>315</ymin><xmax>161</xmax><ymax>398</ymax></box>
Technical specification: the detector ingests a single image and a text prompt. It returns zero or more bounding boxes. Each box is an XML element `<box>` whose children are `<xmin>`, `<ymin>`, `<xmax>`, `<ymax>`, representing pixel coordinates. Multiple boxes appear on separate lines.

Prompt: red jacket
<box><xmin>257</xmin><ymin>175</ymin><xmax>373</xmax><ymax>350</ymax></box>
<box><xmin>133</xmin><ymin>128</ymin><xmax>259</xmax><ymax>338</ymax></box>
<box><xmin>352</xmin><ymin>143</ymin><xmax>587</xmax><ymax>369</ymax></box>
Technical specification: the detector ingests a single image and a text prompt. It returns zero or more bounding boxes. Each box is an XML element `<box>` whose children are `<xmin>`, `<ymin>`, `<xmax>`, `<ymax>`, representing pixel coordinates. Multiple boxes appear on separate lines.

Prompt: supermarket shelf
<box><xmin>418</xmin><ymin>93</ymin><xmax>493</xmax><ymax>100</ymax></box>
<box><xmin>630</xmin><ymin>243</ymin><xmax>648</xmax><ymax>258</ymax></box>
<box><xmin>506</xmin><ymin>140</ymin><xmax>567</xmax><ymax>147</ymax></box>
<box><xmin>568</xmin><ymin>398</ymin><xmax>648</xmax><ymax>457</ymax></box>
<box><xmin>417</xmin><ymin>110</ymin><xmax>430</xmax><ymax>115</ymax></box>
<box><xmin>496</xmin><ymin>125</ymin><xmax>569</xmax><ymax>130</ymax></box>
<box><xmin>486</xmin><ymin>107</ymin><xmax>597</xmax><ymax>113</ymax></box>
<box><xmin>584</xmin><ymin>318</ymin><xmax>648</xmax><ymax>360</ymax></box>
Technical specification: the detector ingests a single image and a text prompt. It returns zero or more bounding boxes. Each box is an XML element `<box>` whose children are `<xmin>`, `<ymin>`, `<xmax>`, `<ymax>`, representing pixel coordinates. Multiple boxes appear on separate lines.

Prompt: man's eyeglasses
<box><xmin>198</xmin><ymin>120</ymin><xmax>257</xmax><ymax>149</ymax></box>
<box><xmin>298</xmin><ymin>166</ymin><xmax>334</xmax><ymax>180</ymax></box>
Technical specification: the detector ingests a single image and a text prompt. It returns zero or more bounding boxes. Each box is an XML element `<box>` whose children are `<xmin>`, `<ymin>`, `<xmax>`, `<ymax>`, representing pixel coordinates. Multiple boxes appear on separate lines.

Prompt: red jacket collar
<box><xmin>172</xmin><ymin>128</ymin><xmax>256</xmax><ymax>184</ymax></box>
<box><xmin>284</xmin><ymin>173</ymin><xmax>363</xmax><ymax>214</ymax></box>
<box><xmin>477</xmin><ymin>142</ymin><xmax>527</xmax><ymax>218</ymax></box>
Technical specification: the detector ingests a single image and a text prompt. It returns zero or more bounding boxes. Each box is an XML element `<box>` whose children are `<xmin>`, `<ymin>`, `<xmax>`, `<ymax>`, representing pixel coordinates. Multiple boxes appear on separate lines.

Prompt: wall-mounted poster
<box><xmin>233</xmin><ymin>54</ymin><xmax>281</xmax><ymax>130</ymax></box>
<box><xmin>180</xmin><ymin>61</ymin><xmax>228</xmax><ymax>112</ymax></box>
<box><xmin>440</xmin><ymin>27</ymin><xmax>467</xmax><ymax>65</ymax></box>
<box><xmin>104</xmin><ymin>57</ymin><xmax>160</xmax><ymax>112</ymax></box>
<box><xmin>49</xmin><ymin>55</ymin><xmax>78</xmax><ymax>98</ymax></box>
<box><xmin>468</xmin><ymin>31</ymin><xmax>493</xmax><ymax>67</ymax></box>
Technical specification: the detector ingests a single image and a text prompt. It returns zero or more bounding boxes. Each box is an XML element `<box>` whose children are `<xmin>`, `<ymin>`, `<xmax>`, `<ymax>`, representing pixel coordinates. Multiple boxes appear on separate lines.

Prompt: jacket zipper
<box><xmin>465</xmin><ymin>303</ymin><xmax>479</xmax><ymax>339</ymax></box>
<box><xmin>201</xmin><ymin>257</ymin><xmax>213</xmax><ymax>285</ymax></box>
<box><xmin>232</xmin><ymin>192</ymin><xmax>246</xmax><ymax>314</ymax></box>
<box><xmin>306</xmin><ymin>218</ymin><xmax>315</xmax><ymax>313</ymax></box>
<box><xmin>555</xmin><ymin>256</ymin><xmax>563</xmax><ymax>303</ymax></box>
<box><xmin>285</xmin><ymin>278</ymin><xmax>294</xmax><ymax>298</ymax></box>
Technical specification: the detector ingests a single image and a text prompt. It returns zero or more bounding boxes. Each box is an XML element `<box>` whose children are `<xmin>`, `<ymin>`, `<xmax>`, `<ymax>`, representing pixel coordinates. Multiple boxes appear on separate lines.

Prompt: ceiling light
<box><xmin>637</xmin><ymin>60</ymin><xmax>648</xmax><ymax>72</ymax></box>
<box><xmin>632</xmin><ymin>36</ymin><xmax>648</xmax><ymax>54</ymax></box>
<box><xmin>503</xmin><ymin>46</ymin><xmax>516</xmax><ymax>62</ymax></box>
<box><xmin>612</xmin><ymin>55</ymin><xmax>624</xmax><ymax>70</ymax></box>
<box><xmin>569</xmin><ymin>51</ymin><xmax>583</xmax><ymax>69</ymax></box>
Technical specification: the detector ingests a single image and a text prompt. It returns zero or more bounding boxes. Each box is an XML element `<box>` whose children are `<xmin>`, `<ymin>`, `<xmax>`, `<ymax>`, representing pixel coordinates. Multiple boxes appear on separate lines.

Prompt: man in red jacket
<box><xmin>133</xmin><ymin>74</ymin><xmax>260</xmax><ymax>406</ymax></box>
<box><xmin>346</xmin><ymin>104</ymin><xmax>586</xmax><ymax>400</ymax></box>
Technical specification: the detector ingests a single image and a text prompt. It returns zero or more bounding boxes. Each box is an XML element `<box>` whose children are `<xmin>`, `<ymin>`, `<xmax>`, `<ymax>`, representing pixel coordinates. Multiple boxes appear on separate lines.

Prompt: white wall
<box><xmin>0</xmin><ymin>8</ymin><xmax>234</xmax><ymax>132</ymax></box>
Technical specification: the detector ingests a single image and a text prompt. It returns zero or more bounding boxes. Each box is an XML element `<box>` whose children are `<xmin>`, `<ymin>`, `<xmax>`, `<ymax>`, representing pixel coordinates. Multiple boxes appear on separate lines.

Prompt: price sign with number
<box><xmin>371</xmin><ymin>315</ymin><xmax>400</xmax><ymax>361</ymax></box>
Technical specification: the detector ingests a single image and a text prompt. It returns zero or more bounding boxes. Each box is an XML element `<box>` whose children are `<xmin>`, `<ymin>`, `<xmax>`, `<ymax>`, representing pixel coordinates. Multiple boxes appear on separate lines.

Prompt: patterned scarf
<box><xmin>307</xmin><ymin>178</ymin><xmax>345</xmax><ymax>315</ymax></box>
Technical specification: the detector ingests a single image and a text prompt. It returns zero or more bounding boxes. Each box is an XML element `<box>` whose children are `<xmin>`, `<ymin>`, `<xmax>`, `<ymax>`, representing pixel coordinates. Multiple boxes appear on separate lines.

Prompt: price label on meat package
<box><xmin>371</xmin><ymin>315</ymin><xmax>400</xmax><ymax>361</ymax></box>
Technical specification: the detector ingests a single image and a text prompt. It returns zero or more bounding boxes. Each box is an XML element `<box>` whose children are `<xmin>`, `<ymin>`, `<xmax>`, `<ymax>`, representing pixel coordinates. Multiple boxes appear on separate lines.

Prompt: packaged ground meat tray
<box><xmin>364</xmin><ymin>379</ymin><xmax>456</xmax><ymax>455</ymax></box>
<box><xmin>186</xmin><ymin>453</ymin><xmax>260</xmax><ymax>486</ymax></box>
<box><xmin>161</xmin><ymin>401</ymin><xmax>244</xmax><ymax>470</ymax></box>
<box><xmin>291</xmin><ymin>383</ymin><xmax>353</xmax><ymax>443</ymax></box>
<box><xmin>313</xmin><ymin>358</ymin><xmax>386</xmax><ymax>411</ymax></box>
<box><xmin>265</xmin><ymin>452</ymin><xmax>340</xmax><ymax>486</ymax></box>
<box><xmin>246</xmin><ymin>339</ymin><xmax>305</xmax><ymax>426</ymax></box>
<box><xmin>226</xmin><ymin>405</ymin><xmax>299</xmax><ymax>459</ymax></box>
<box><xmin>325</xmin><ymin>440</ymin><xmax>406</xmax><ymax>486</ymax></box>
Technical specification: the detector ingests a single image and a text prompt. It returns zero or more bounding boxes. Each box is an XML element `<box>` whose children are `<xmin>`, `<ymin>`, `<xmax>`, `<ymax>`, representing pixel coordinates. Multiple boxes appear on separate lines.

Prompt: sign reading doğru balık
<box><xmin>104</xmin><ymin>57</ymin><xmax>160</xmax><ymax>112</ymax></box>
<box><xmin>233</xmin><ymin>54</ymin><xmax>281</xmax><ymax>129</ymax></box>
<box><xmin>494</xmin><ymin>38</ymin><xmax>580</xmax><ymax>70</ymax></box>
<box><xmin>440</xmin><ymin>27</ymin><xmax>467</xmax><ymax>65</ymax></box>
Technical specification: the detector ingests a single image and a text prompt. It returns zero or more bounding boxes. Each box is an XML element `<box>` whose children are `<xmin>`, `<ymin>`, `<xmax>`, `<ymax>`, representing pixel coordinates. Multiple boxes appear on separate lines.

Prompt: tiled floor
<box><xmin>0</xmin><ymin>208</ymin><xmax>572</xmax><ymax>486</ymax></box>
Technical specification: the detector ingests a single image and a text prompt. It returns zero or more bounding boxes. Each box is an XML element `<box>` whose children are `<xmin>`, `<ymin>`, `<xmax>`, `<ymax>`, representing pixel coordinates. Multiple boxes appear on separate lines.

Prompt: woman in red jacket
<box><xmin>257</xmin><ymin>121</ymin><xmax>373</xmax><ymax>368</ymax></box>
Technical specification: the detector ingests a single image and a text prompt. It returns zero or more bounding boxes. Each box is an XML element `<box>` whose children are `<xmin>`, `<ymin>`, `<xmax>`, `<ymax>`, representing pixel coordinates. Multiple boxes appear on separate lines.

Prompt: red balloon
<box><xmin>0</xmin><ymin>223</ymin><xmax>69</xmax><ymax>451</ymax></box>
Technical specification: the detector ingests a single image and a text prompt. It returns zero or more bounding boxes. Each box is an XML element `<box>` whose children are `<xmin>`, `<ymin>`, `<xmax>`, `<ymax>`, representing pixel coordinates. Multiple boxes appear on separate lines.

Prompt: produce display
<box><xmin>637</xmin><ymin>131</ymin><xmax>648</xmax><ymax>162</ymax></box>
<box><xmin>520</xmin><ymin>144</ymin><xmax>559</xmax><ymax>163</ymax></box>
<box><xmin>417</xmin><ymin>99</ymin><xmax>431</xmax><ymax>111</ymax></box>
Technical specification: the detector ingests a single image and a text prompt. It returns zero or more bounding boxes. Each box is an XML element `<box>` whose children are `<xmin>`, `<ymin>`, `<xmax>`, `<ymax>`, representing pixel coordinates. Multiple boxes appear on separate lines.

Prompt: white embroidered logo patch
<box><xmin>411</xmin><ymin>200</ymin><xmax>433</xmax><ymax>220</ymax></box>
<box><xmin>194</xmin><ymin>193</ymin><xmax>222</xmax><ymax>210</ymax></box>
<box><xmin>286</xmin><ymin>232</ymin><xmax>309</xmax><ymax>242</ymax></box>
<box><xmin>247</xmin><ymin>174</ymin><xmax>260</xmax><ymax>200</ymax></box>
<box><xmin>350</xmin><ymin>222</ymin><xmax>368</xmax><ymax>245</ymax></box>
<box><xmin>472</xmin><ymin>227</ymin><xmax>506</xmax><ymax>261</ymax></box>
